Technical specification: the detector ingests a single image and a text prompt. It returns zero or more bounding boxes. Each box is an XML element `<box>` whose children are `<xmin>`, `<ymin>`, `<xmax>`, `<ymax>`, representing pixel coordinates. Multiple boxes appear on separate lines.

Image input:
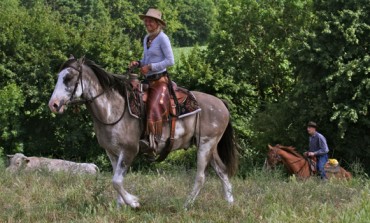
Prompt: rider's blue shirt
<box><xmin>309</xmin><ymin>132</ymin><xmax>329</xmax><ymax>156</ymax></box>
<box><xmin>139</xmin><ymin>31</ymin><xmax>174</xmax><ymax>76</ymax></box>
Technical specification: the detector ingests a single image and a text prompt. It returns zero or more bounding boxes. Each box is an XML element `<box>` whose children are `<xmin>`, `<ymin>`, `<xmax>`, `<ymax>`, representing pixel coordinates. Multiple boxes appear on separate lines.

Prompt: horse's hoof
<box><xmin>130</xmin><ymin>201</ymin><xmax>140</xmax><ymax>209</ymax></box>
<box><xmin>226</xmin><ymin>195</ymin><xmax>234</xmax><ymax>204</ymax></box>
<box><xmin>183</xmin><ymin>201</ymin><xmax>193</xmax><ymax>211</ymax></box>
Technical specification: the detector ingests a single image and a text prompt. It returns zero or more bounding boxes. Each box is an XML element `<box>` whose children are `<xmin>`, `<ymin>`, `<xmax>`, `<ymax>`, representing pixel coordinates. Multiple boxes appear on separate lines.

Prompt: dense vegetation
<box><xmin>0</xmin><ymin>0</ymin><xmax>369</xmax><ymax>174</ymax></box>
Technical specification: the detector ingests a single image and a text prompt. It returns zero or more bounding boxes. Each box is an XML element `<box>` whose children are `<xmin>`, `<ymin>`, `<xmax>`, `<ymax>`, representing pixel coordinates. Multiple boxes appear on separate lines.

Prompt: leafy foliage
<box><xmin>252</xmin><ymin>0</ymin><xmax>370</xmax><ymax>171</ymax></box>
<box><xmin>0</xmin><ymin>0</ymin><xmax>369</xmax><ymax>174</ymax></box>
<box><xmin>291</xmin><ymin>0</ymin><xmax>370</xmax><ymax>168</ymax></box>
<box><xmin>174</xmin><ymin>0</ymin><xmax>315</xmax><ymax>172</ymax></box>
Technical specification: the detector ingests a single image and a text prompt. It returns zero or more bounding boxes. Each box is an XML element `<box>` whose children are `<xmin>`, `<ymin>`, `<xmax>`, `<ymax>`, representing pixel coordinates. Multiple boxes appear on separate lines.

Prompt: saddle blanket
<box><xmin>126</xmin><ymin>77</ymin><xmax>201</xmax><ymax>119</ymax></box>
<box><xmin>324</xmin><ymin>164</ymin><xmax>341</xmax><ymax>173</ymax></box>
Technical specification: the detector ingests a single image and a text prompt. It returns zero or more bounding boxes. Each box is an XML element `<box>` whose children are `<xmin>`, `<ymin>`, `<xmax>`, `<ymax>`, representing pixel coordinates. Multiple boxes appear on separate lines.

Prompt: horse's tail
<box><xmin>216</xmin><ymin>101</ymin><xmax>239</xmax><ymax>177</ymax></box>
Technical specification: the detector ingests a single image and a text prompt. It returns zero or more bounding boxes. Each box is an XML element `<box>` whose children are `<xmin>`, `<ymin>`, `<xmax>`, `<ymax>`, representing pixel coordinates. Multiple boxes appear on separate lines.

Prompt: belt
<box><xmin>146</xmin><ymin>71</ymin><xmax>168</xmax><ymax>81</ymax></box>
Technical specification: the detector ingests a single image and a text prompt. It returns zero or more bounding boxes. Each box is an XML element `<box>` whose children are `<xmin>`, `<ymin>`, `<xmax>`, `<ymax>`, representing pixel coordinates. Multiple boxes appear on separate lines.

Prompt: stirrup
<box><xmin>144</xmin><ymin>150</ymin><xmax>157</xmax><ymax>162</ymax></box>
<box><xmin>139</xmin><ymin>139</ymin><xmax>150</xmax><ymax>152</ymax></box>
<box><xmin>139</xmin><ymin>139</ymin><xmax>157</xmax><ymax>162</ymax></box>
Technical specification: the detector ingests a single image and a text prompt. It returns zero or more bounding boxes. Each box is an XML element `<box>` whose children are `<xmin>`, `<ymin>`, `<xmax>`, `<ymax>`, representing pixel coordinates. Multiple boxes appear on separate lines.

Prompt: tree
<box><xmin>290</xmin><ymin>0</ymin><xmax>370</xmax><ymax>170</ymax></box>
<box><xmin>172</xmin><ymin>0</ymin><xmax>217</xmax><ymax>46</ymax></box>
<box><xmin>0</xmin><ymin>0</ymin><xmax>139</xmax><ymax>170</ymax></box>
<box><xmin>204</xmin><ymin>0</ymin><xmax>314</xmax><ymax>168</ymax></box>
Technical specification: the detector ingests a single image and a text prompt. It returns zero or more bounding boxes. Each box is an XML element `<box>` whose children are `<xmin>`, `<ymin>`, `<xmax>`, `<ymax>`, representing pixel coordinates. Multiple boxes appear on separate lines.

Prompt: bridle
<box><xmin>268</xmin><ymin>148</ymin><xmax>282</xmax><ymax>165</ymax></box>
<box><xmin>269</xmin><ymin>148</ymin><xmax>312</xmax><ymax>176</ymax></box>
<box><xmin>57</xmin><ymin>57</ymin><xmax>131</xmax><ymax>126</ymax></box>
<box><xmin>64</xmin><ymin>57</ymin><xmax>105</xmax><ymax>107</ymax></box>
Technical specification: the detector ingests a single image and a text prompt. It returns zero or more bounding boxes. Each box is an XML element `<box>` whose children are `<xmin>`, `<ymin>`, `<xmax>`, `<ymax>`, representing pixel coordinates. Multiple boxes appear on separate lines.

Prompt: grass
<box><xmin>173</xmin><ymin>46</ymin><xmax>195</xmax><ymax>63</ymax></box>
<box><xmin>1</xmin><ymin>167</ymin><xmax>370</xmax><ymax>222</ymax></box>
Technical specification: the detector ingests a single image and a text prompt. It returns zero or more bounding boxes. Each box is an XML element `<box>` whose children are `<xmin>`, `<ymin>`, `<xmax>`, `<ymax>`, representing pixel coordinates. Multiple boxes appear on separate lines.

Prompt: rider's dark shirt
<box><xmin>309</xmin><ymin>132</ymin><xmax>329</xmax><ymax>155</ymax></box>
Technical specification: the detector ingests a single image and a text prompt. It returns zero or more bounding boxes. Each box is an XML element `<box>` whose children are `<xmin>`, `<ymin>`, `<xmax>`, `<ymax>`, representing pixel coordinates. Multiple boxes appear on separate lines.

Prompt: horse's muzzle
<box><xmin>49</xmin><ymin>99</ymin><xmax>65</xmax><ymax>113</ymax></box>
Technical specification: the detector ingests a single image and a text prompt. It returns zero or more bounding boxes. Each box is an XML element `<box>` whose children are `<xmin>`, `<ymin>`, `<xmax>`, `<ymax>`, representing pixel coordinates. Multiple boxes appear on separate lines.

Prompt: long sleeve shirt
<box><xmin>139</xmin><ymin>31</ymin><xmax>174</xmax><ymax>77</ymax></box>
<box><xmin>309</xmin><ymin>132</ymin><xmax>329</xmax><ymax>155</ymax></box>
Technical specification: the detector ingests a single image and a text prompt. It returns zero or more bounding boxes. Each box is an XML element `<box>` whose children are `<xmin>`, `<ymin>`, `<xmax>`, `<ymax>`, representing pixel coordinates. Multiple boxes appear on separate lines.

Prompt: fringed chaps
<box><xmin>146</xmin><ymin>76</ymin><xmax>170</xmax><ymax>139</ymax></box>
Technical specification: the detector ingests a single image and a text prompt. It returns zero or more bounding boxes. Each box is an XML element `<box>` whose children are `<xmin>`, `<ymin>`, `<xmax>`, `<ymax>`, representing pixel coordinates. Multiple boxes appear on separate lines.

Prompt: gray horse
<box><xmin>48</xmin><ymin>57</ymin><xmax>238</xmax><ymax>208</ymax></box>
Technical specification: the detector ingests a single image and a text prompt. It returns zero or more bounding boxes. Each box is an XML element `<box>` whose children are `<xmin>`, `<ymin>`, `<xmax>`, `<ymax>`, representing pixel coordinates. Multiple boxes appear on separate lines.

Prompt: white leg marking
<box><xmin>211</xmin><ymin>159</ymin><xmax>234</xmax><ymax>204</ymax></box>
<box><xmin>112</xmin><ymin>152</ymin><xmax>140</xmax><ymax>208</ymax></box>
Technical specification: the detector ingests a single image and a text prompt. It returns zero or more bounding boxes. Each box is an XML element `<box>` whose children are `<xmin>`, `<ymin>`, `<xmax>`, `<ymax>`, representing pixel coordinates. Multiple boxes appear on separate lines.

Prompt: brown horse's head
<box><xmin>266</xmin><ymin>144</ymin><xmax>283</xmax><ymax>169</ymax></box>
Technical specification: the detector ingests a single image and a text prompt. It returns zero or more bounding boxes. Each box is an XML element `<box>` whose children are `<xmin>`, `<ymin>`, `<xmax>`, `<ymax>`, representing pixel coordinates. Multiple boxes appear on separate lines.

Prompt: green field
<box><xmin>1</xmin><ymin>167</ymin><xmax>369</xmax><ymax>223</ymax></box>
<box><xmin>173</xmin><ymin>46</ymin><xmax>206</xmax><ymax>64</ymax></box>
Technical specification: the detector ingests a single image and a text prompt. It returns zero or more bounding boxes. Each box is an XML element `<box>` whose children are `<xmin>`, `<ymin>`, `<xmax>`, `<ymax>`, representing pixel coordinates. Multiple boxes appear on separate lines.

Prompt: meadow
<box><xmin>1</xmin><ymin>165</ymin><xmax>369</xmax><ymax>223</ymax></box>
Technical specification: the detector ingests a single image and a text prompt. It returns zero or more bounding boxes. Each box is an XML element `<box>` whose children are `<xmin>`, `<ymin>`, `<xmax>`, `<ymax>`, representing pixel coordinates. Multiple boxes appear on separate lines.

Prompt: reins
<box><xmin>273</xmin><ymin>148</ymin><xmax>313</xmax><ymax>176</ymax></box>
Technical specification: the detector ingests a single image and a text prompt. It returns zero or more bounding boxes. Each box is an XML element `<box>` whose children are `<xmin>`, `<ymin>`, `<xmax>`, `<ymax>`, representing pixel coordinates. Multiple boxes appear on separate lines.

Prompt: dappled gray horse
<box><xmin>48</xmin><ymin>57</ymin><xmax>238</xmax><ymax>208</ymax></box>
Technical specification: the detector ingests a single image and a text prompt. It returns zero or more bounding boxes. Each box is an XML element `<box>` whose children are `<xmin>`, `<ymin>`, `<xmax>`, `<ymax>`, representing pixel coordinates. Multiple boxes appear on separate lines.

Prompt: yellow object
<box><xmin>329</xmin><ymin>159</ymin><xmax>339</xmax><ymax>166</ymax></box>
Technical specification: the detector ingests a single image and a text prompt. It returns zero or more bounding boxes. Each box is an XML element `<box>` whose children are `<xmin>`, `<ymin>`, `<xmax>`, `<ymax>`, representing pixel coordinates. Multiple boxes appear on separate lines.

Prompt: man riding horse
<box><xmin>304</xmin><ymin>121</ymin><xmax>329</xmax><ymax>180</ymax></box>
<box><xmin>129</xmin><ymin>8</ymin><xmax>174</xmax><ymax>159</ymax></box>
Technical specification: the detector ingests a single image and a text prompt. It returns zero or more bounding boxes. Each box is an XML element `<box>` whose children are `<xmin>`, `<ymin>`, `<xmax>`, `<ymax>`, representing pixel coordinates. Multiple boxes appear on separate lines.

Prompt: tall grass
<box><xmin>1</xmin><ymin>167</ymin><xmax>369</xmax><ymax>222</ymax></box>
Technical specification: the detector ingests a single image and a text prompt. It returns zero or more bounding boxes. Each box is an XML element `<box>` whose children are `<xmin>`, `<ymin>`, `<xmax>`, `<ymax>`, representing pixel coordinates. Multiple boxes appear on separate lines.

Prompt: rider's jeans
<box><xmin>316</xmin><ymin>153</ymin><xmax>328</xmax><ymax>179</ymax></box>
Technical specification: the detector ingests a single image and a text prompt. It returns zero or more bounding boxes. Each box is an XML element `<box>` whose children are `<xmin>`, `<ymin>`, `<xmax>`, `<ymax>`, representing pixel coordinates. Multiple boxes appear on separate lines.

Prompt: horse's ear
<box><xmin>268</xmin><ymin>144</ymin><xmax>273</xmax><ymax>150</ymax></box>
<box><xmin>69</xmin><ymin>54</ymin><xmax>75</xmax><ymax>60</ymax></box>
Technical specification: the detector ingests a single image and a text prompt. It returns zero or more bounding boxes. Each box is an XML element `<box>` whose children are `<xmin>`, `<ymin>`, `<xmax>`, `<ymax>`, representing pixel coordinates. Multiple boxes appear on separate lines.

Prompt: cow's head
<box><xmin>6</xmin><ymin>153</ymin><xmax>30</xmax><ymax>172</ymax></box>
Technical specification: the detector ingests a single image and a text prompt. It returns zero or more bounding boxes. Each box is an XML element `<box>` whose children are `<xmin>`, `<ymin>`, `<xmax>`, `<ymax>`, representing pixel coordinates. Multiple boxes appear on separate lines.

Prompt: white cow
<box><xmin>6</xmin><ymin>153</ymin><xmax>99</xmax><ymax>174</ymax></box>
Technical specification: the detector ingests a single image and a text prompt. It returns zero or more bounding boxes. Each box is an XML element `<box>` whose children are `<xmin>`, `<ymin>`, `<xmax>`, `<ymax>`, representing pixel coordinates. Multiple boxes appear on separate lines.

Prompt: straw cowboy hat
<box><xmin>139</xmin><ymin>8</ymin><xmax>166</xmax><ymax>27</ymax></box>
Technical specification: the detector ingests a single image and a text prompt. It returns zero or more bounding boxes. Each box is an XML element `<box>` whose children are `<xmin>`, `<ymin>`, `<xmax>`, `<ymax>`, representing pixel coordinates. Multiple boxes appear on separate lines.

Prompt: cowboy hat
<box><xmin>139</xmin><ymin>8</ymin><xmax>166</xmax><ymax>27</ymax></box>
<box><xmin>307</xmin><ymin>121</ymin><xmax>318</xmax><ymax>129</ymax></box>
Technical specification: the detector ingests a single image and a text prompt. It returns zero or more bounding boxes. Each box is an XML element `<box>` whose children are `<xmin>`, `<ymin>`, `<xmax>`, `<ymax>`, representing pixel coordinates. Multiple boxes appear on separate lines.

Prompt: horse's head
<box><xmin>265</xmin><ymin>144</ymin><xmax>283</xmax><ymax>169</ymax></box>
<box><xmin>48</xmin><ymin>56</ymin><xmax>85</xmax><ymax>114</ymax></box>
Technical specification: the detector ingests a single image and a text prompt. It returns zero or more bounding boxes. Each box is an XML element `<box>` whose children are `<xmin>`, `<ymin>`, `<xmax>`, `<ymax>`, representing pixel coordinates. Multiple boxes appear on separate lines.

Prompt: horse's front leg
<box><xmin>106</xmin><ymin>152</ymin><xmax>126</xmax><ymax>207</ymax></box>
<box><xmin>112</xmin><ymin>151</ymin><xmax>140</xmax><ymax>208</ymax></box>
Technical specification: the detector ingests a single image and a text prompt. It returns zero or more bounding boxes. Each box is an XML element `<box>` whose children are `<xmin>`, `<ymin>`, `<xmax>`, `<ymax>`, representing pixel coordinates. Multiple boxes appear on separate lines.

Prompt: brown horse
<box><xmin>48</xmin><ymin>57</ymin><xmax>238</xmax><ymax>208</ymax></box>
<box><xmin>266</xmin><ymin>144</ymin><xmax>352</xmax><ymax>180</ymax></box>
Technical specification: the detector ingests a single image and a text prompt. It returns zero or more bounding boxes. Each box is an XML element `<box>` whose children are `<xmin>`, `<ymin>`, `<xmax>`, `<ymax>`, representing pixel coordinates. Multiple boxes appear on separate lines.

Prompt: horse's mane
<box><xmin>276</xmin><ymin>145</ymin><xmax>303</xmax><ymax>158</ymax></box>
<box><xmin>59</xmin><ymin>58</ymin><xmax>129</xmax><ymax>95</ymax></box>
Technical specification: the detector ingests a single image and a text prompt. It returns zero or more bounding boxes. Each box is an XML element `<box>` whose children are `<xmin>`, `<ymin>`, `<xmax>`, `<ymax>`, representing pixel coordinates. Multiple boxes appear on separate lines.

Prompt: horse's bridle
<box><xmin>268</xmin><ymin>148</ymin><xmax>282</xmax><ymax>165</ymax></box>
<box><xmin>270</xmin><ymin>148</ymin><xmax>311</xmax><ymax>176</ymax></box>
<box><xmin>58</xmin><ymin>58</ymin><xmax>126</xmax><ymax>126</ymax></box>
<box><xmin>65</xmin><ymin>58</ymin><xmax>105</xmax><ymax>107</ymax></box>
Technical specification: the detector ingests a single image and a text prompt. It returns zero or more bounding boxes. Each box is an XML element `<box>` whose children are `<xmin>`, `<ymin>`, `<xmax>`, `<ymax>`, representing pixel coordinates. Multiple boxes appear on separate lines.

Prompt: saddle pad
<box><xmin>324</xmin><ymin>164</ymin><xmax>340</xmax><ymax>173</ymax></box>
<box><xmin>126</xmin><ymin>85</ymin><xmax>201</xmax><ymax>119</ymax></box>
<box><xmin>176</xmin><ymin>87</ymin><xmax>201</xmax><ymax>118</ymax></box>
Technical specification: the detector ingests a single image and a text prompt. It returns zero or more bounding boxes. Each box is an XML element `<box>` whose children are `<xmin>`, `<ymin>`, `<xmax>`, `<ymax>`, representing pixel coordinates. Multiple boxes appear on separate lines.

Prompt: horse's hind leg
<box><xmin>184</xmin><ymin>140</ymin><xmax>214</xmax><ymax>209</ymax></box>
<box><xmin>210</xmin><ymin>156</ymin><xmax>234</xmax><ymax>204</ymax></box>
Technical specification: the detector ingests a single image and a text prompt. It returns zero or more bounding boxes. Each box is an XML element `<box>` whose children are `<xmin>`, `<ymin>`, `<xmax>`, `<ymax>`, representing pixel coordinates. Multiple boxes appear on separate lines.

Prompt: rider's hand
<box><xmin>140</xmin><ymin>65</ymin><xmax>150</xmax><ymax>75</ymax></box>
<box><xmin>307</xmin><ymin>152</ymin><xmax>315</xmax><ymax>157</ymax></box>
<box><xmin>130</xmin><ymin>61</ymin><xmax>139</xmax><ymax>68</ymax></box>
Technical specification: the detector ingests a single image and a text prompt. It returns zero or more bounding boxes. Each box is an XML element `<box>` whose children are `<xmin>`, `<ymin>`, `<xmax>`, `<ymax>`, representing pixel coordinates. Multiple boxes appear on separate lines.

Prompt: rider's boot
<box><xmin>139</xmin><ymin>134</ymin><xmax>157</xmax><ymax>162</ymax></box>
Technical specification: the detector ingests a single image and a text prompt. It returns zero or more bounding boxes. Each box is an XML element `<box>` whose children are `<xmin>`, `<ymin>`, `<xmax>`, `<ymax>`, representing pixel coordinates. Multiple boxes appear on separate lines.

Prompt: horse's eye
<box><xmin>63</xmin><ymin>73</ymin><xmax>74</xmax><ymax>85</ymax></box>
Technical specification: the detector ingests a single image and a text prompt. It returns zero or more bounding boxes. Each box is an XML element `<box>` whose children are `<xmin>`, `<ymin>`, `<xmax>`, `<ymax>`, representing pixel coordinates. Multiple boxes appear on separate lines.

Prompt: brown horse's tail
<box><xmin>216</xmin><ymin>101</ymin><xmax>239</xmax><ymax>177</ymax></box>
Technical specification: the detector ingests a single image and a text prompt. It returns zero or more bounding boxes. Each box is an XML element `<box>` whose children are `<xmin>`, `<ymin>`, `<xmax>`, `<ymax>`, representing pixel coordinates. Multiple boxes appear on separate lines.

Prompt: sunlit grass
<box><xmin>1</xmin><ymin>167</ymin><xmax>369</xmax><ymax>222</ymax></box>
<box><xmin>173</xmin><ymin>46</ymin><xmax>207</xmax><ymax>65</ymax></box>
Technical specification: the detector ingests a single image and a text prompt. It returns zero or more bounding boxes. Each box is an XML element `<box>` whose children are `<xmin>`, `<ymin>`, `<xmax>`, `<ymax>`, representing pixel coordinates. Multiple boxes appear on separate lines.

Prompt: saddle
<box><xmin>126</xmin><ymin>74</ymin><xmax>201</xmax><ymax>161</ymax></box>
<box><xmin>127</xmin><ymin>74</ymin><xmax>200</xmax><ymax>119</ymax></box>
<box><xmin>307</xmin><ymin>157</ymin><xmax>341</xmax><ymax>175</ymax></box>
<box><xmin>307</xmin><ymin>157</ymin><xmax>317</xmax><ymax>174</ymax></box>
